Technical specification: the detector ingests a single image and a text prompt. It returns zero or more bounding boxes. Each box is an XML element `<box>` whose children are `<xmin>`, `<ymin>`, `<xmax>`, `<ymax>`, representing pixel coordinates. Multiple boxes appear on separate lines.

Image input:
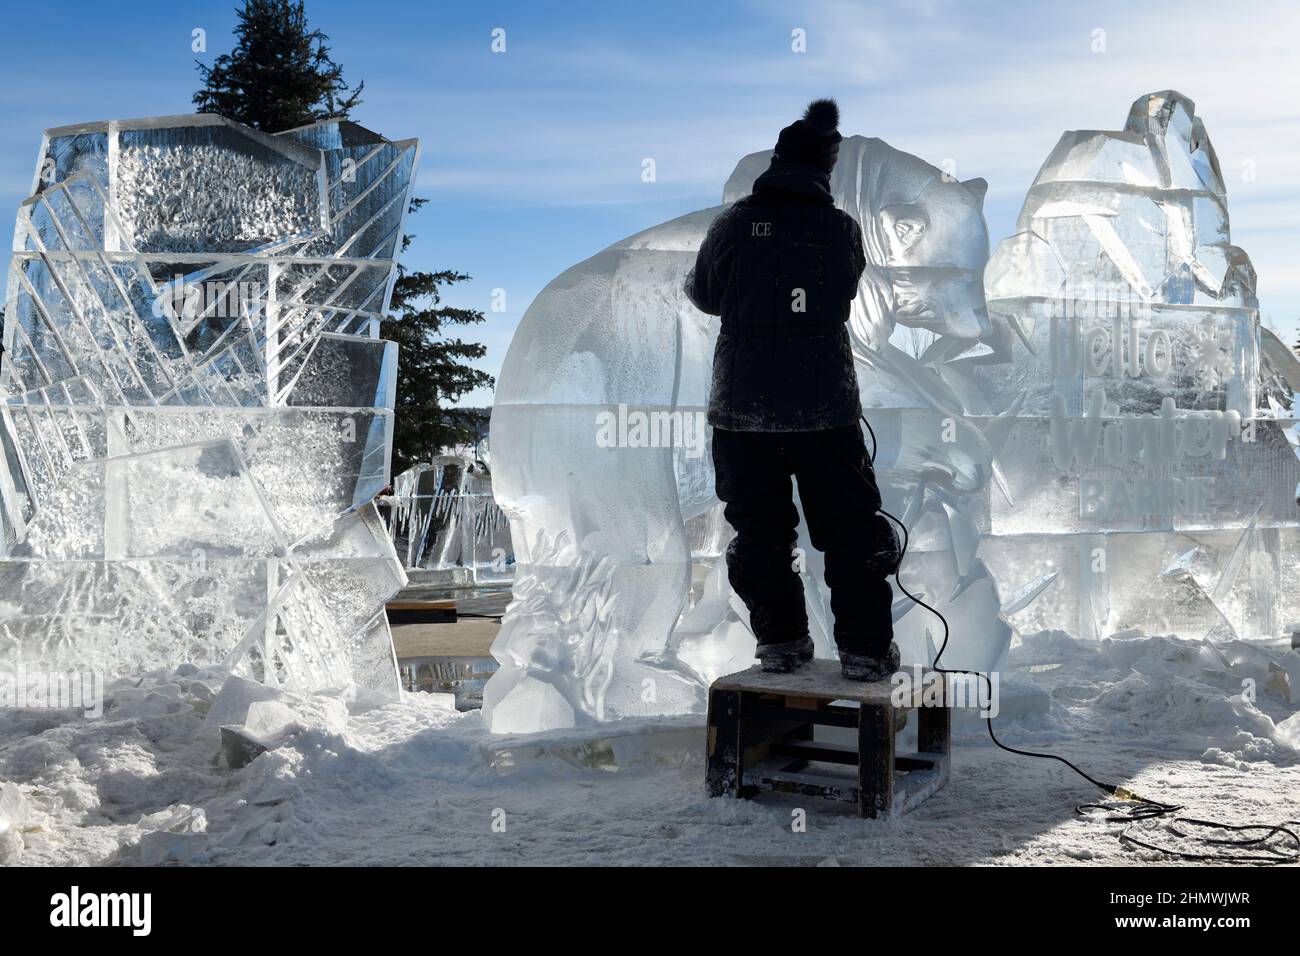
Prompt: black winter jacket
<box><xmin>685</xmin><ymin>162</ymin><xmax>866</xmax><ymax>432</ymax></box>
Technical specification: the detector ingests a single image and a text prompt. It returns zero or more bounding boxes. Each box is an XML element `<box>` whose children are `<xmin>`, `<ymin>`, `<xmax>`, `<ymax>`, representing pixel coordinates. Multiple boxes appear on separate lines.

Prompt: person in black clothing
<box><xmin>684</xmin><ymin>98</ymin><xmax>901</xmax><ymax>680</ymax></box>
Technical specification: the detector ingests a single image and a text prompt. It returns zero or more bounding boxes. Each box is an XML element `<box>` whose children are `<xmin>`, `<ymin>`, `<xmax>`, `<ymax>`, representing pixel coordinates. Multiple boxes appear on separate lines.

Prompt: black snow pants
<box><xmin>712</xmin><ymin>422</ymin><xmax>899</xmax><ymax>658</ymax></box>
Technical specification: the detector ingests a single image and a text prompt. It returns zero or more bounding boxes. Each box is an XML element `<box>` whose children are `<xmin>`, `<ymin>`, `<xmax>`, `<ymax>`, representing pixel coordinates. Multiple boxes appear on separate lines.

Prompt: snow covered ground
<box><xmin>2</xmin><ymin>630</ymin><xmax>1299</xmax><ymax>866</ymax></box>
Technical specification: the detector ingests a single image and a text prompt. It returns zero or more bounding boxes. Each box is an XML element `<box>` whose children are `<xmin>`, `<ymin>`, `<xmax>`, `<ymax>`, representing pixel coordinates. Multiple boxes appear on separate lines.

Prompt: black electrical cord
<box><xmin>854</xmin><ymin>412</ymin><xmax>1300</xmax><ymax>865</ymax></box>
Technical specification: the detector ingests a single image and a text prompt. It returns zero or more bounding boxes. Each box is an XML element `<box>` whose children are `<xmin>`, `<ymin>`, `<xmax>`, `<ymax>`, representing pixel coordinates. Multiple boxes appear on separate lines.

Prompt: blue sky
<box><xmin>3</xmin><ymin>0</ymin><xmax>1298</xmax><ymax>406</ymax></box>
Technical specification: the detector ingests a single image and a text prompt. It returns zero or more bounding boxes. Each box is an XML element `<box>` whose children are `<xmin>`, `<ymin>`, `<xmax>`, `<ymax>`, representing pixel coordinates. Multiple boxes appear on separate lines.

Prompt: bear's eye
<box><xmin>893</xmin><ymin>217</ymin><xmax>925</xmax><ymax>242</ymax></box>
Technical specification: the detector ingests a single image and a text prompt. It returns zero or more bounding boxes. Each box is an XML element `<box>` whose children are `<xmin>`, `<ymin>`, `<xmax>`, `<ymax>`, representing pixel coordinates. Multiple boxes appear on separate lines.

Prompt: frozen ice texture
<box><xmin>488</xmin><ymin>94</ymin><xmax>1300</xmax><ymax>733</ymax></box>
<box><xmin>0</xmin><ymin>114</ymin><xmax>419</xmax><ymax>697</ymax></box>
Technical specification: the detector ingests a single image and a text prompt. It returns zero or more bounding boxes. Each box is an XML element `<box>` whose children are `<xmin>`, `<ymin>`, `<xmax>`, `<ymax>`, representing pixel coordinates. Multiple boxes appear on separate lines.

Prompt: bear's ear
<box><xmin>962</xmin><ymin>177</ymin><xmax>988</xmax><ymax>202</ymax></box>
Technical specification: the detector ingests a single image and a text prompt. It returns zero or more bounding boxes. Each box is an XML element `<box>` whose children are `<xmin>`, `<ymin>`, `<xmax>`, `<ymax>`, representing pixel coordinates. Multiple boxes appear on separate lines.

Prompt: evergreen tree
<box><xmin>196</xmin><ymin>1</ymin><xmax>494</xmax><ymax>473</ymax></box>
<box><xmin>194</xmin><ymin>0</ymin><xmax>362</xmax><ymax>132</ymax></box>
<box><xmin>381</xmin><ymin>237</ymin><xmax>495</xmax><ymax>474</ymax></box>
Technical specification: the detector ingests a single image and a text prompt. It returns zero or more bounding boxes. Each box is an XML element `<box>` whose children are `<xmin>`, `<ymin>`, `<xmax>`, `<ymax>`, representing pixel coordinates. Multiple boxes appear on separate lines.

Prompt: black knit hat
<box><xmin>772</xmin><ymin>98</ymin><xmax>842</xmax><ymax>173</ymax></box>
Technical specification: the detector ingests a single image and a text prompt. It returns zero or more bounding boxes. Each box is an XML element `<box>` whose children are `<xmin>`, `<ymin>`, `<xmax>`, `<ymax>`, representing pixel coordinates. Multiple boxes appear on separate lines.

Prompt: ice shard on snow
<box><xmin>0</xmin><ymin>114</ymin><xmax>419</xmax><ymax>696</ymax></box>
<box><xmin>488</xmin><ymin>92</ymin><xmax>1300</xmax><ymax>734</ymax></box>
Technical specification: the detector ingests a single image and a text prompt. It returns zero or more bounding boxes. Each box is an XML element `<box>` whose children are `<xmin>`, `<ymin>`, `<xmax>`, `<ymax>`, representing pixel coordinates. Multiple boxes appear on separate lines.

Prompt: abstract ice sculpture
<box><xmin>488</xmin><ymin>92</ymin><xmax>1300</xmax><ymax>734</ymax></box>
<box><xmin>976</xmin><ymin>90</ymin><xmax>1300</xmax><ymax>645</ymax></box>
<box><xmin>386</xmin><ymin>455</ymin><xmax>514</xmax><ymax>581</ymax></box>
<box><xmin>0</xmin><ymin>114</ymin><xmax>419</xmax><ymax>697</ymax></box>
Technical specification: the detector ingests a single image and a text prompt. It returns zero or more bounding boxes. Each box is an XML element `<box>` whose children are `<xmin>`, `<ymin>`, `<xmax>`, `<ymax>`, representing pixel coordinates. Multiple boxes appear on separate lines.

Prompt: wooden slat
<box><xmin>706</xmin><ymin>689</ymin><xmax>743</xmax><ymax>798</ymax></box>
<box><xmin>740</xmin><ymin>717</ymin><xmax>812</xmax><ymax>750</ymax></box>
<box><xmin>919</xmin><ymin>696</ymin><xmax>951</xmax><ymax>757</ymax></box>
<box><xmin>386</xmin><ymin>600</ymin><xmax>457</xmax><ymax>625</ymax></box>
<box><xmin>742</xmin><ymin>701</ymin><xmax>859</xmax><ymax>728</ymax></box>
<box><xmin>771</xmin><ymin>739</ymin><xmax>859</xmax><ymax>766</ymax></box>
<box><xmin>858</xmin><ymin>703</ymin><xmax>895</xmax><ymax>819</ymax></box>
<box><xmin>713</xmin><ymin>660</ymin><xmax>897</xmax><ymax>706</ymax></box>
<box><xmin>743</xmin><ymin>765</ymin><xmax>859</xmax><ymax>803</ymax></box>
<box><xmin>894</xmin><ymin>754</ymin><xmax>941</xmax><ymax>772</ymax></box>
<box><xmin>769</xmin><ymin>741</ymin><xmax>944</xmax><ymax>774</ymax></box>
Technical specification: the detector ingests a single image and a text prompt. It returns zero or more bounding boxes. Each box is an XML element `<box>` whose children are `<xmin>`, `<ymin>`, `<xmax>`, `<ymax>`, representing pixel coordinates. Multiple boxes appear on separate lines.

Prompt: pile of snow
<box><xmin>0</xmin><ymin>631</ymin><xmax>1296</xmax><ymax>866</ymax></box>
<box><xmin>1009</xmin><ymin>630</ymin><xmax>1300</xmax><ymax>766</ymax></box>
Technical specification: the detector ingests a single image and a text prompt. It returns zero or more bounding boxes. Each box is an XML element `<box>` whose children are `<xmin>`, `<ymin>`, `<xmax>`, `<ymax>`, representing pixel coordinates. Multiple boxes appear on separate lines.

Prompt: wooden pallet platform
<box><xmin>706</xmin><ymin>659</ymin><xmax>950</xmax><ymax>819</ymax></box>
<box><xmin>386</xmin><ymin>599</ymin><xmax>457</xmax><ymax>625</ymax></box>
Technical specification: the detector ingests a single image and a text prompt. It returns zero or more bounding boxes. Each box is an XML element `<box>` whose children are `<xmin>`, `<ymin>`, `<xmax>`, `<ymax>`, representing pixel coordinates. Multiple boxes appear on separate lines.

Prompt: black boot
<box><xmin>839</xmin><ymin>641</ymin><xmax>900</xmax><ymax>681</ymax></box>
<box><xmin>757</xmin><ymin>635</ymin><xmax>815</xmax><ymax>673</ymax></box>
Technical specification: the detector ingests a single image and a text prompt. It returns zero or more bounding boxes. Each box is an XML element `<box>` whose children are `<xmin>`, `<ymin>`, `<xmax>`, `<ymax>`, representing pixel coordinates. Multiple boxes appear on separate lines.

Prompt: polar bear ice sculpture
<box><xmin>486</xmin><ymin>136</ymin><xmax>1006</xmax><ymax>733</ymax></box>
